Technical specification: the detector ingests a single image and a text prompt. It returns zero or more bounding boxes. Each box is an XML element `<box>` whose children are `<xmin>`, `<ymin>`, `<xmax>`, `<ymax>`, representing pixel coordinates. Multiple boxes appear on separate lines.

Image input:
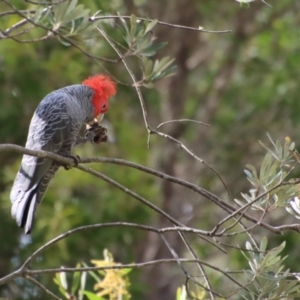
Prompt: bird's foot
<box><xmin>64</xmin><ymin>154</ymin><xmax>80</xmax><ymax>170</ymax></box>
<box><xmin>85</xmin><ymin>123</ymin><xmax>108</xmax><ymax>144</ymax></box>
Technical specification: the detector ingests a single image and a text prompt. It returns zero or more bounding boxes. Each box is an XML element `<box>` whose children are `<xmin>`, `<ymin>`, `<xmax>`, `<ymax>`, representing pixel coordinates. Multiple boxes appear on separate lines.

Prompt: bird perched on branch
<box><xmin>10</xmin><ymin>75</ymin><xmax>116</xmax><ymax>234</ymax></box>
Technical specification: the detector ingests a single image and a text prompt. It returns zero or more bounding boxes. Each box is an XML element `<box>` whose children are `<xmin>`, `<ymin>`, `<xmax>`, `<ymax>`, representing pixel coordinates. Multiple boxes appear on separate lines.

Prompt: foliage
<box><xmin>242</xmin><ymin>237</ymin><xmax>300</xmax><ymax>299</ymax></box>
<box><xmin>54</xmin><ymin>249</ymin><xmax>131</xmax><ymax>300</ymax></box>
<box><xmin>44</xmin><ymin>0</ymin><xmax>100</xmax><ymax>44</ymax></box>
<box><xmin>1</xmin><ymin>0</ymin><xmax>300</xmax><ymax>300</ymax></box>
<box><xmin>235</xmin><ymin>135</ymin><xmax>298</xmax><ymax>212</ymax></box>
<box><xmin>176</xmin><ymin>285</ymin><xmax>207</xmax><ymax>300</ymax></box>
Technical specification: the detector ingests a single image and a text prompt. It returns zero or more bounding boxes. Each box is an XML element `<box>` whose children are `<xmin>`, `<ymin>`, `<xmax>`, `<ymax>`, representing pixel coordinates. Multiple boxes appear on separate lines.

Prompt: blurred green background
<box><xmin>0</xmin><ymin>0</ymin><xmax>300</xmax><ymax>299</ymax></box>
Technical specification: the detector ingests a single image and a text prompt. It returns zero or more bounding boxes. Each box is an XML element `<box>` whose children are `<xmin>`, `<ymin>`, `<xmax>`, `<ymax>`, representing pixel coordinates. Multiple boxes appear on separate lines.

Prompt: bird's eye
<box><xmin>102</xmin><ymin>104</ymin><xmax>106</xmax><ymax>109</ymax></box>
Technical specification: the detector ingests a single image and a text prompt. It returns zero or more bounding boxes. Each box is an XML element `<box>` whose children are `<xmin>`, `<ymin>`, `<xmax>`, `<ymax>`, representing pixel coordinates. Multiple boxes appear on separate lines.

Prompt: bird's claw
<box><xmin>85</xmin><ymin>123</ymin><xmax>108</xmax><ymax>144</ymax></box>
<box><xmin>64</xmin><ymin>154</ymin><xmax>80</xmax><ymax>170</ymax></box>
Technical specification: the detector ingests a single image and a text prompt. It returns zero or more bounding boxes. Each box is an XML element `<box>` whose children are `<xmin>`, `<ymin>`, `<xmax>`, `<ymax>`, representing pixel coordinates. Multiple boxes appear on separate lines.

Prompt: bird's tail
<box><xmin>10</xmin><ymin>163</ymin><xmax>58</xmax><ymax>234</ymax></box>
<box><xmin>10</xmin><ymin>185</ymin><xmax>39</xmax><ymax>234</ymax></box>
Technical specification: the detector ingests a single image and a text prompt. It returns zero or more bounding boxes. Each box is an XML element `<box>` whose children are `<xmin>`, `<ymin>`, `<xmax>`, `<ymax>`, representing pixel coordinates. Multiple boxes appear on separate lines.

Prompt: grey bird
<box><xmin>10</xmin><ymin>75</ymin><xmax>116</xmax><ymax>234</ymax></box>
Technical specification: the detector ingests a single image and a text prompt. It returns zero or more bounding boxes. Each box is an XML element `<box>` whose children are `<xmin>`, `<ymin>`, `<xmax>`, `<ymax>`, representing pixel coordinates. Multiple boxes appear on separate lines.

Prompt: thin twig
<box><xmin>20</xmin><ymin>222</ymin><xmax>209</xmax><ymax>271</ymax></box>
<box><xmin>0</xmin><ymin>144</ymin><xmax>290</xmax><ymax>234</ymax></box>
<box><xmin>160</xmin><ymin>233</ymin><xmax>189</xmax><ymax>275</ymax></box>
<box><xmin>91</xmin><ymin>15</ymin><xmax>232</xmax><ymax>34</ymax></box>
<box><xmin>28</xmin><ymin>259</ymin><xmax>210</xmax><ymax>275</ymax></box>
<box><xmin>26</xmin><ymin>276</ymin><xmax>62</xmax><ymax>300</ymax></box>
<box><xmin>212</xmin><ymin>208</ymin><xmax>246</xmax><ymax>236</ymax></box>
<box><xmin>3</xmin><ymin>1</ymin><xmax>115</xmax><ymax>63</ymax></box>
<box><xmin>178</xmin><ymin>232</ymin><xmax>215</xmax><ymax>300</ymax></box>
<box><xmin>80</xmin><ymin>156</ymin><xmax>233</xmax><ymax>213</ymax></box>
<box><xmin>216</xmin><ymin>164</ymin><xmax>298</xmax><ymax>230</ymax></box>
<box><xmin>96</xmin><ymin>26</ymin><xmax>151</xmax><ymax>130</ymax></box>
<box><xmin>4</xmin><ymin>18</ymin><xmax>30</xmax><ymax>35</ymax></box>
<box><xmin>156</xmin><ymin>119</ymin><xmax>210</xmax><ymax>130</ymax></box>
<box><xmin>150</xmin><ymin>128</ymin><xmax>231</xmax><ymax>197</ymax></box>
<box><xmin>0</xmin><ymin>9</ymin><xmax>36</xmax><ymax>18</ymax></box>
<box><xmin>24</xmin><ymin>0</ymin><xmax>69</xmax><ymax>5</ymax></box>
<box><xmin>185</xmin><ymin>276</ymin><xmax>224</xmax><ymax>299</ymax></box>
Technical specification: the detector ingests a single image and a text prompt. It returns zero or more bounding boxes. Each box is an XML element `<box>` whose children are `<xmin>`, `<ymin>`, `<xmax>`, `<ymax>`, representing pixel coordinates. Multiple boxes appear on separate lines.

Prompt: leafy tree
<box><xmin>1</xmin><ymin>1</ymin><xmax>300</xmax><ymax>300</ymax></box>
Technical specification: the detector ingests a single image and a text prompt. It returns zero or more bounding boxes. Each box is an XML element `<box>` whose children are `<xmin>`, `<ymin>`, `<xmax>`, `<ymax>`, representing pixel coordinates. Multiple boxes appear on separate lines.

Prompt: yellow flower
<box><xmin>91</xmin><ymin>249</ymin><xmax>131</xmax><ymax>300</ymax></box>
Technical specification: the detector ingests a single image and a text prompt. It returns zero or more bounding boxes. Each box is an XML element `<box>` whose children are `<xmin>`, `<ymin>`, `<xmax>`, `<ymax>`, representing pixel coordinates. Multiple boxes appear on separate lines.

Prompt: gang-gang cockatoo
<box><xmin>10</xmin><ymin>75</ymin><xmax>116</xmax><ymax>234</ymax></box>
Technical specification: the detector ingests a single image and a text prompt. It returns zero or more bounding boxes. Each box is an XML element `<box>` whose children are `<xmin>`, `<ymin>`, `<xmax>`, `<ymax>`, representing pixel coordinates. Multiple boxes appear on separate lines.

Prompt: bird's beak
<box><xmin>87</xmin><ymin>114</ymin><xmax>104</xmax><ymax>126</ymax></box>
<box><xmin>96</xmin><ymin>113</ymin><xmax>104</xmax><ymax>123</ymax></box>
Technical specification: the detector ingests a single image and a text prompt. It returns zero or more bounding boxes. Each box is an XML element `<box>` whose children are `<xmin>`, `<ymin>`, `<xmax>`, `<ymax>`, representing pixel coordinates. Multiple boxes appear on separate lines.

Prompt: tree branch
<box><xmin>0</xmin><ymin>143</ymin><xmax>294</xmax><ymax>235</ymax></box>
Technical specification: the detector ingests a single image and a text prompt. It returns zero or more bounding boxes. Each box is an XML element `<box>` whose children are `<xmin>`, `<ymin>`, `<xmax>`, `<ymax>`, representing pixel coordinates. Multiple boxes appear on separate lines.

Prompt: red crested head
<box><xmin>82</xmin><ymin>74</ymin><xmax>116</xmax><ymax>117</ymax></box>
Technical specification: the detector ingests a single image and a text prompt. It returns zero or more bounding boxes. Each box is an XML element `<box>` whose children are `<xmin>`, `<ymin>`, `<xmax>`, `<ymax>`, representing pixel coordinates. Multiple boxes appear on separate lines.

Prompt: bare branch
<box><xmin>24</xmin><ymin>0</ymin><xmax>69</xmax><ymax>4</ymax></box>
<box><xmin>28</xmin><ymin>259</ymin><xmax>210</xmax><ymax>275</ymax></box>
<box><xmin>156</xmin><ymin>119</ymin><xmax>210</xmax><ymax>130</ymax></box>
<box><xmin>2</xmin><ymin>0</ymin><xmax>116</xmax><ymax>62</ymax></box>
<box><xmin>91</xmin><ymin>15</ymin><xmax>232</xmax><ymax>34</ymax></box>
<box><xmin>178</xmin><ymin>232</ymin><xmax>215</xmax><ymax>300</ymax></box>
<box><xmin>0</xmin><ymin>10</ymin><xmax>35</xmax><ymax>18</ymax></box>
<box><xmin>150</xmin><ymin>128</ymin><xmax>232</xmax><ymax>197</ymax></box>
<box><xmin>20</xmin><ymin>222</ymin><xmax>211</xmax><ymax>272</ymax></box>
<box><xmin>0</xmin><ymin>143</ymin><xmax>289</xmax><ymax>234</ymax></box>
<box><xmin>96</xmin><ymin>26</ymin><xmax>151</xmax><ymax>130</ymax></box>
<box><xmin>26</xmin><ymin>276</ymin><xmax>62</xmax><ymax>300</ymax></box>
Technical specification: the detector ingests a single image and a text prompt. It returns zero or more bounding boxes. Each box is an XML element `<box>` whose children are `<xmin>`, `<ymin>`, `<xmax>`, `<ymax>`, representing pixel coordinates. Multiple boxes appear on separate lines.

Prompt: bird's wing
<box><xmin>19</xmin><ymin>93</ymin><xmax>72</xmax><ymax>192</ymax></box>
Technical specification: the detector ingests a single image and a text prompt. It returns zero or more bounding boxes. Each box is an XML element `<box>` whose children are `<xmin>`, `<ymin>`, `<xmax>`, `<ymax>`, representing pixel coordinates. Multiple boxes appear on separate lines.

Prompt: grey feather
<box><xmin>10</xmin><ymin>84</ymin><xmax>95</xmax><ymax>234</ymax></box>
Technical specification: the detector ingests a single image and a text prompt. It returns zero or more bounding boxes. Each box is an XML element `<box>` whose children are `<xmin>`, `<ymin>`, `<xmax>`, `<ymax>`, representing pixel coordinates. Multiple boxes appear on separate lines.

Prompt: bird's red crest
<box><xmin>82</xmin><ymin>74</ymin><xmax>116</xmax><ymax>117</ymax></box>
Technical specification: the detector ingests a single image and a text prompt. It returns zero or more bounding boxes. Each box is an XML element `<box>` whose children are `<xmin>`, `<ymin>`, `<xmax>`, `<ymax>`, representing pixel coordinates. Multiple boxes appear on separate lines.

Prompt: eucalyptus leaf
<box><xmin>260</xmin><ymin>236</ymin><xmax>268</xmax><ymax>253</ymax></box>
<box><xmin>142</xmin><ymin>57</ymin><xmax>154</xmax><ymax>78</ymax></box>
<box><xmin>145</xmin><ymin>19</ymin><xmax>158</xmax><ymax>33</ymax></box>
<box><xmin>63</xmin><ymin>6</ymin><xmax>90</xmax><ymax>25</ymax></box>
<box><xmin>57</xmin><ymin>35</ymin><xmax>72</xmax><ymax>46</ymax></box>
<box><xmin>53</xmin><ymin>0</ymin><xmax>70</xmax><ymax>23</ymax></box>
<box><xmin>130</xmin><ymin>14</ymin><xmax>137</xmax><ymax>41</ymax></box>
<box><xmin>33</xmin><ymin>7</ymin><xmax>46</xmax><ymax>23</ymax></box>
<box><xmin>142</xmin><ymin>82</ymin><xmax>155</xmax><ymax>89</ymax></box>
<box><xmin>65</xmin><ymin>0</ymin><xmax>78</xmax><ymax>17</ymax></box>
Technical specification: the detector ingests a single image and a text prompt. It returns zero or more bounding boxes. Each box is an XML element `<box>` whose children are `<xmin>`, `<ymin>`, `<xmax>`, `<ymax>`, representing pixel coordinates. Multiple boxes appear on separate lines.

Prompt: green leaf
<box><xmin>245</xmin><ymin>241</ymin><xmax>253</xmax><ymax>251</ymax></box>
<box><xmin>176</xmin><ymin>285</ymin><xmax>187</xmax><ymax>300</ymax></box>
<box><xmin>59</xmin><ymin>271</ymin><xmax>68</xmax><ymax>290</ymax></box>
<box><xmin>71</xmin><ymin>263</ymin><xmax>81</xmax><ymax>295</ymax></box>
<box><xmin>140</xmin><ymin>41</ymin><xmax>168</xmax><ymax>57</ymax></box>
<box><xmin>246</xmin><ymin>164</ymin><xmax>258</xmax><ymax>182</ymax></box>
<box><xmin>260</xmin><ymin>236</ymin><xmax>268</xmax><ymax>253</ymax></box>
<box><xmin>53</xmin><ymin>0</ymin><xmax>70</xmax><ymax>22</ymax></box>
<box><xmin>64</xmin><ymin>6</ymin><xmax>90</xmax><ymax>25</ymax></box>
<box><xmin>57</xmin><ymin>35</ymin><xmax>72</xmax><ymax>47</ymax></box>
<box><xmin>33</xmin><ymin>6</ymin><xmax>46</xmax><ymax>23</ymax></box>
<box><xmin>259</xmin><ymin>140</ymin><xmax>279</xmax><ymax>161</ymax></box>
<box><xmin>142</xmin><ymin>82</ymin><xmax>154</xmax><ymax>89</ymax></box>
<box><xmin>82</xmin><ymin>262</ymin><xmax>101</xmax><ymax>283</ymax></box>
<box><xmin>82</xmin><ymin>291</ymin><xmax>105</xmax><ymax>300</ymax></box>
<box><xmin>65</xmin><ymin>0</ymin><xmax>78</xmax><ymax>17</ymax></box>
<box><xmin>118</xmin><ymin>14</ymin><xmax>130</xmax><ymax>45</ymax></box>
<box><xmin>130</xmin><ymin>14</ymin><xmax>137</xmax><ymax>41</ymax></box>
<box><xmin>145</xmin><ymin>19</ymin><xmax>158</xmax><ymax>33</ymax></box>
<box><xmin>118</xmin><ymin>268</ymin><xmax>132</xmax><ymax>276</ymax></box>
<box><xmin>155</xmin><ymin>56</ymin><xmax>175</xmax><ymax>73</ymax></box>
<box><xmin>79</xmin><ymin>271</ymin><xmax>87</xmax><ymax>300</ymax></box>
<box><xmin>142</xmin><ymin>57</ymin><xmax>153</xmax><ymax>78</ymax></box>
<box><xmin>53</xmin><ymin>272</ymin><xmax>68</xmax><ymax>297</ymax></box>
<box><xmin>161</xmin><ymin>65</ymin><xmax>177</xmax><ymax>78</ymax></box>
